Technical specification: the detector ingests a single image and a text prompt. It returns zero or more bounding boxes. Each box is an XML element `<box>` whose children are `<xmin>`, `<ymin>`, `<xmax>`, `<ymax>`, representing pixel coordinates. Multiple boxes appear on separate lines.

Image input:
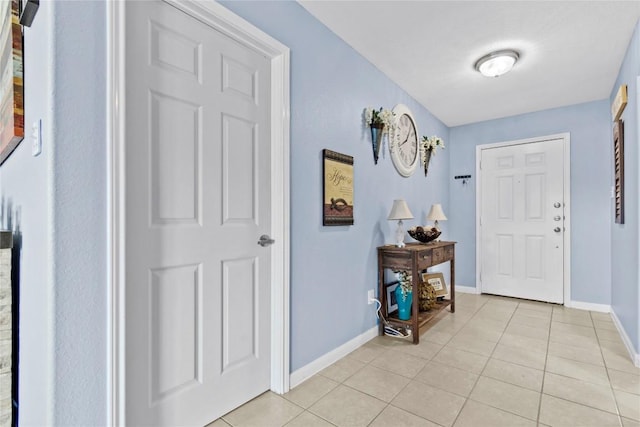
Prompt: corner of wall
<box><xmin>50</xmin><ymin>1</ymin><xmax>108</xmax><ymax>425</ymax></box>
<box><xmin>609</xmin><ymin>17</ymin><xmax>640</xmax><ymax>356</ymax></box>
<box><xmin>0</xmin><ymin>0</ymin><xmax>58</xmax><ymax>424</ymax></box>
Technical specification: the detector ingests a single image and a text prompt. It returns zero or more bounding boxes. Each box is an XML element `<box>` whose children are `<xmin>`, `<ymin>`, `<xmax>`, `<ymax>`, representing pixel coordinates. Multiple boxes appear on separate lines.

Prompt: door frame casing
<box><xmin>475</xmin><ymin>133</ymin><xmax>571</xmax><ymax>304</ymax></box>
<box><xmin>107</xmin><ymin>1</ymin><xmax>291</xmax><ymax>424</ymax></box>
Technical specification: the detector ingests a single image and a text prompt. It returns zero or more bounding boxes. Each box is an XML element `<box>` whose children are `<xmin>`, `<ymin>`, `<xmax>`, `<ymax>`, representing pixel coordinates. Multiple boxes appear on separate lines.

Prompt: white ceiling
<box><xmin>299</xmin><ymin>1</ymin><xmax>640</xmax><ymax>127</ymax></box>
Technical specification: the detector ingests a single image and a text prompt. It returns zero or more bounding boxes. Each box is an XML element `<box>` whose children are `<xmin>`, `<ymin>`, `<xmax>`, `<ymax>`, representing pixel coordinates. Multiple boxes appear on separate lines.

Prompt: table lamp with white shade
<box><xmin>427</xmin><ymin>203</ymin><xmax>447</xmax><ymax>232</ymax></box>
<box><xmin>388</xmin><ymin>199</ymin><xmax>414</xmax><ymax>247</ymax></box>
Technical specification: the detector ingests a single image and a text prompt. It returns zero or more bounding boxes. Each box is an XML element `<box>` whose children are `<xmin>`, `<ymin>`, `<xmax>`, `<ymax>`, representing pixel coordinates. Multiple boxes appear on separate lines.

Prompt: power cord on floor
<box><xmin>371</xmin><ymin>298</ymin><xmax>412</xmax><ymax>339</ymax></box>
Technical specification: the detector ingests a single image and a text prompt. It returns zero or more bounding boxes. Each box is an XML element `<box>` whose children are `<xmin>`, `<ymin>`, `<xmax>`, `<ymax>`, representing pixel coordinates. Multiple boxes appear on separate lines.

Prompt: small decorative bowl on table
<box><xmin>407</xmin><ymin>226</ymin><xmax>441</xmax><ymax>244</ymax></box>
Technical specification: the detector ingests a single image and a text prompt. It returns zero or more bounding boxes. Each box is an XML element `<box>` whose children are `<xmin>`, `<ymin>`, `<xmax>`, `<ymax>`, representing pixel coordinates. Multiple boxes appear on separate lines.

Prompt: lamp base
<box><xmin>395</xmin><ymin>220</ymin><xmax>406</xmax><ymax>247</ymax></box>
<box><xmin>433</xmin><ymin>220</ymin><xmax>442</xmax><ymax>241</ymax></box>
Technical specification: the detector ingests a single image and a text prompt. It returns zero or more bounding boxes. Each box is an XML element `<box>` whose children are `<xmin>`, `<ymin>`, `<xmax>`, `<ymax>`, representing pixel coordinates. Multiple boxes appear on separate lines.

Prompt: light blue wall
<box><xmin>2</xmin><ymin>2</ymin><xmax>636</xmax><ymax>425</ymax></box>
<box><xmin>0</xmin><ymin>1</ymin><xmax>54</xmax><ymax>424</ymax></box>
<box><xmin>0</xmin><ymin>1</ymin><xmax>108</xmax><ymax>425</ymax></box>
<box><xmin>51</xmin><ymin>1</ymin><xmax>108</xmax><ymax>424</ymax></box>
<box><xmin>219</xmin><ymin>1</ymin><xmax>449</xmax><ymax>371</ymax></box>
<box><xmin>610</xmin><ymin>21</ymin><xmax>639</xmax><ymax>353</ymax></box>
<box><xmin>449</xmin><ymin>101</ymin><xmax>612</xmax><ymax>304</ymax></box>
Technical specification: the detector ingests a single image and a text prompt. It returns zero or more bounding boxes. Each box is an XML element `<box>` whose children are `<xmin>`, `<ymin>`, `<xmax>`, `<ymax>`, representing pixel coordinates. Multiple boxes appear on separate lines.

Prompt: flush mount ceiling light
<box><xmin>475</xmin><ymin>49</ymin><xmax>520</xmax><ymax>77</ymax></box>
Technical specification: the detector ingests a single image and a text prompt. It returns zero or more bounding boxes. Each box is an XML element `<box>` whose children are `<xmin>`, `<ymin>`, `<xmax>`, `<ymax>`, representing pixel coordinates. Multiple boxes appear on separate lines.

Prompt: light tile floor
<box><xmin>212</xmin><ymin>293</ymin><xmax>640</xmax><ymax>427</ymax></box>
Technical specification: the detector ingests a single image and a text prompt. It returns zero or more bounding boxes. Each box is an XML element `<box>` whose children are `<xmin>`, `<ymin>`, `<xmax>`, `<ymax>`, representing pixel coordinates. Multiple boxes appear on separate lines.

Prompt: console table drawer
<box><xmin>432</xmin><ymin>247</ymin><xmax>444</xmax><ymax>264</ymax></box>
<box><xmin>444</xmin><ymin>245</ymin><xmax>454</xmax><ymax>261</ymax></box>
<box><xmin>380</xmin><ymin>251</ymin><xmax>413</xmax><ymax>270</ymax></box>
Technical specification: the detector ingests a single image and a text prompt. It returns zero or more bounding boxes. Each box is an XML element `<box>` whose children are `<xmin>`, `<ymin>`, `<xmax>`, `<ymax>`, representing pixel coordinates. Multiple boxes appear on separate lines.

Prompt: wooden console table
<box><xmin>377</xmin><ymin>241</ymin><xmax>456</xmax><ymax>344</ymax></box>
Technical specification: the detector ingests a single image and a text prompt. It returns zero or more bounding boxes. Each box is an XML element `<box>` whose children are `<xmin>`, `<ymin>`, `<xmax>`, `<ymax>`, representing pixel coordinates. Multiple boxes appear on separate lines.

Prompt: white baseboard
<box><xmin>289</xmin><ymin>326</ymin><xmax>378</xmax><ymax>389</ymax></box>
<box><xmin>611</xmin><ymin>310</ymin><xmax>640</xmax><ymax>368</ymax></box>
<box><xmin>456</xmin><ymin>286</ymin><xmax>480</xmax><ymax>294</ymax></box>
<box><xmin>566</xmin><ymin>300</ymin><xmax>611</xmax><ymax>313</ymax></box>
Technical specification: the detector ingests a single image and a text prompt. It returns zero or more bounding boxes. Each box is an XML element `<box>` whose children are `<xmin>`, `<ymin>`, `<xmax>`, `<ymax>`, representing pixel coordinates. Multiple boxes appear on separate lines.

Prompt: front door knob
<box><xmin>554</xmin><ymin>227</ymin><xmax>561</xmax><ymax>233</ymax></box>
<box><xmin>554</xmin><ymin>202</ymin><xmax>561</xmax><ymax>208</ymax></box>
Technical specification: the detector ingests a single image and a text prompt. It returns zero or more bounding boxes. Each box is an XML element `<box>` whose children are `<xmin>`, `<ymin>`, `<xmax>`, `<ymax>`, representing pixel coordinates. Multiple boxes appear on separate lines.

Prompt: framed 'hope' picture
<box><xmin>322</xmin><ymin>149</ymin><xmax>354</xmax><ymax>226</ymax></box>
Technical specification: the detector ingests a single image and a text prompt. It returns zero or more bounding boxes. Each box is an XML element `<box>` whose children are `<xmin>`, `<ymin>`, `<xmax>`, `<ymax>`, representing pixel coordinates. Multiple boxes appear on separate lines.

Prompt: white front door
<box><xmin>480</xmin><ymin>138</ymin><xmax>565</xmax><ymax>303</ymax></box>
<box><xmin>124</xmin><ymin>1</ymin><xmax>273</xmax><ymax>424</ymax></box>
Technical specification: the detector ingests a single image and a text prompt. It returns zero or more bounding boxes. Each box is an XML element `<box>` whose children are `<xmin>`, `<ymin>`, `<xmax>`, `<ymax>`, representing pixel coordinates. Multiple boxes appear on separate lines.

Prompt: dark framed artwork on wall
<box><xmin>322</xmin><ymin>149</ymin><xmax>354</xmax><ymax>226</ymax></box>
<box><xmin>613</xmin><ymin>120</ymin><xmax>624</xmax><ymax>224</ymax></box>
<box><xmin>0</xmin><ymin>0</ymin><xmax>24</xmax><ymax>165</ymax></box>
<box><xmin>19</xmin><ymin>0</ymin><xmax>39</xmax><ymax>27</ymax></box>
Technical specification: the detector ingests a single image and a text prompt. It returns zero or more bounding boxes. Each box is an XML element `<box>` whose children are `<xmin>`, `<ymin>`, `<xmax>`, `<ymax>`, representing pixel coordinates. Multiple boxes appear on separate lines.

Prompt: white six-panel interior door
<box><xmin>109</xmin><ymin>1</ymin><xmax>291</xmax><ymax>425</ymax></box>
<box><xmin>478</xmin><ymin>135</ymin><xmax>570</xmax><ymax>304</ymax></box>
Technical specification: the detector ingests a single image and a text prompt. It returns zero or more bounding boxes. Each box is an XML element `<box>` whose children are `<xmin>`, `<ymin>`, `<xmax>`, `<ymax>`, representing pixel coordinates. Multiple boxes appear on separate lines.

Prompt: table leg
<box><xmin>450</xmin><ymin>257</ymin><xmax>455</xmax><ymax>313</ymax></box>
<box><xmin>412</xmin><ymin>263</ymin><xmax>419</xmax><ymax>343</ymax></box>
<box><xmin>378</xmin><ymin>250</ymin><xmax>385</xmax><ymax>336</ymax></box>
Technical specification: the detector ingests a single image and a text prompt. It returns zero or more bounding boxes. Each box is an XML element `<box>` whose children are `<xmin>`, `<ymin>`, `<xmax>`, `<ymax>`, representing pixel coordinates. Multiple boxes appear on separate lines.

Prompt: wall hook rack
<box><xmin>454</xmin><ymin>175</ymin><xmax>472</xmax><ymax>185</ymax></box>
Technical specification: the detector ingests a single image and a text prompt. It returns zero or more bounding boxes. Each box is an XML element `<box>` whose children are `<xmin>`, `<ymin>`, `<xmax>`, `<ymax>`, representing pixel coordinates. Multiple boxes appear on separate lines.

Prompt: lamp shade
<box><xmin>427</xmin><ymin>204</ymin><xmax>447</xmax><ymax>221</ymax></box>
<box><xmin>388</xmin><ymin>199</ymin><xmax>414</xmax><ymax>221</ymax></box>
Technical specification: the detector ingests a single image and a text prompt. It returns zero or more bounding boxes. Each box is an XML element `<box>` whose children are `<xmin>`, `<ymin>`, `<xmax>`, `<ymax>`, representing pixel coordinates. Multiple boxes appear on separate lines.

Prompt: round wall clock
<box><xmin>390</xmin><ymin>104</ymin><xmax>419</xmax><ymax>177</ymax></box>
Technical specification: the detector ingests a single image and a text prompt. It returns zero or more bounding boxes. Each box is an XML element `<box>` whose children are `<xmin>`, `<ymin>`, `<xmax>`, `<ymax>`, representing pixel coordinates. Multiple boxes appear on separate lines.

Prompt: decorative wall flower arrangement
<box><xmin>364</xmin><ymin>107</ymin><xmax>395</xmax><ymax>129</ymax></box>
<box><xmin>364</xmin><ymin>107</ymin><xmax>395</xmax><ymax>164</ymax></box>
<box><xmin>421</xmin><ymin>135</ymin><xmax>445</xmax><ymax>176</ymax></box>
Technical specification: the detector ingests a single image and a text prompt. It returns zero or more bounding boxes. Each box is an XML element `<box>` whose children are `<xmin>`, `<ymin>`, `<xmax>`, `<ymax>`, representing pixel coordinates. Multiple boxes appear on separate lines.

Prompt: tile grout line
<box><xmin>298</xmin><ymin>344</ymin><xmax>382</xmax><ymax>427</ymax></box>
<box><xmin>467</xmin><ymin>300</ymin><xmax>551</xmax><ymax>423</ymax></box>
<box><xmin>375</xmin><ymin>293</ymin><xmax>491</xmax><ymax>426</ymax></box>
<box><xmin>368</xmin><ymin>303</ymin><xmax>625</xmax><ymax>426</ymax></box>
<box><xmin>344</xmin><ymin>346</ymin><xmax>390</xmax><ymax>427</ymax></box>
<box><xmin>348</xmin><ymin>338</ymin><xmax>426</xmax><ymax>426</ymax></box>
<box><xmin>541</xmin><ymin>393</ymin><xmax>629</xmax><ymax>419</ymax></box>
<box><xmin>591</xmin><ymin>309</ymin><xmax>625</xmax><ymax>427</ymax></box>
<box><xmin>538</xmin><ymin>308</ymin><xmax>626</xmax><ymax>424</ymax></box>
<box><xmin>334</xmin><ymin>336</ymin><xmax>419</xmax><ymax>425</ymax></box>
<box><xmin>390</xmin><ymin>294</ymin><xmax>490</xmax><ymax>426</ymax></box>
<box><xmin>448</xmin><ymin>297</ymin><xmax>517</xmax><ymax>426</ymax></box>
<box><xmin>218</xmin><ymin>296</ymin><xmax>636</xmax><ymax>427</ymax></box>
<box><xmin>427</xmin><ymin>296</ymin><xmax>485</xmax><ymax>426</ymax></box>
<box><xmin>535</xmin><ymin>302</ymin><xmax>555</xmax><ymax>426</ymax></box>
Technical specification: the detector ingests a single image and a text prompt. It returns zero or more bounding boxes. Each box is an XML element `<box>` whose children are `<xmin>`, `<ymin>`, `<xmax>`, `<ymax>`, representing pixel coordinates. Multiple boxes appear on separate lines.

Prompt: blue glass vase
<box><xmin>395</xmin><ymin>285</ymin><xmax>412</xmax><ymax>320</ymax></box>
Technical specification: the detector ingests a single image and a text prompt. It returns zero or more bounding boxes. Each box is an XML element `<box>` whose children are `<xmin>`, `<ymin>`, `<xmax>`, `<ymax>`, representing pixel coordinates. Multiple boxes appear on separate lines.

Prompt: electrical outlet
<box><xmin>367</xmin><ymin>289</ymin><xmax>375</xmax><ymax>304</ymax></box>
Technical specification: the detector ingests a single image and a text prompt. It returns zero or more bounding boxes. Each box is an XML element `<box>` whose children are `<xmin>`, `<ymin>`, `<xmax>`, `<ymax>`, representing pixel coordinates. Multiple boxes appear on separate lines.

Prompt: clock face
<box><xmin>390</xmin><ymin>104</ymin><xmax>419</xmax><ymax>177</ymax></box>
<box><xmin>397</xmin><ymin>114</ymin><xmax>418</xmax><ymax>166</ymax></box>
